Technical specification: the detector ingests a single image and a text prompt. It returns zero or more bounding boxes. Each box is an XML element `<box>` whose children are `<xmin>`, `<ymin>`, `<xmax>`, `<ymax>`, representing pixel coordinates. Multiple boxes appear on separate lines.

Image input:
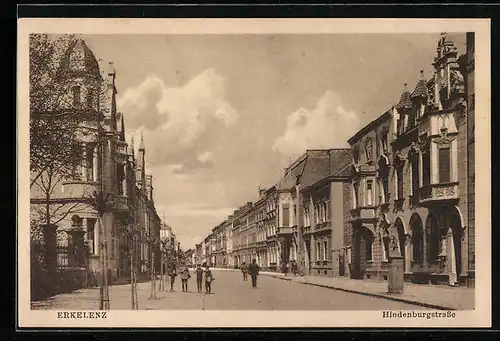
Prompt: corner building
<box><xmin>348</xmin><ymin>33</ymin><xmax>474</xmax><ymax>287</ymax></box>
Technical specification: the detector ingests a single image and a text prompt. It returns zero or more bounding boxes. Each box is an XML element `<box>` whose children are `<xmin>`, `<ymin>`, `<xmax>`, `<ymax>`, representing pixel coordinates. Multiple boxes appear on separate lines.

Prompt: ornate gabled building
<box><xmin>348</xmin><ymin>33</ymin><xmax>474</xmax><ymax>287</ymax></box>
<box><xmin>30</xmin><ymin>38</ymin><xmax>162</xmax><ymax>284</ymax></box>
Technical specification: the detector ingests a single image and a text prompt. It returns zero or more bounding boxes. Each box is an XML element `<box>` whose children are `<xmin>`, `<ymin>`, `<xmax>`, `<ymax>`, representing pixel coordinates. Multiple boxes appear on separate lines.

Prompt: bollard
<box><xmin>388</xmin><ymin>255</ymin><xmax>404</xmax><ymax>294</ymax></box>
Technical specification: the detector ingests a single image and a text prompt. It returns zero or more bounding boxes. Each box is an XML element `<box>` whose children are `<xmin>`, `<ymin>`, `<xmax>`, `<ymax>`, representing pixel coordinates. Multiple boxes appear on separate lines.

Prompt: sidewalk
<box><xmin>211</xmin><ymin>267</ymin><xmax>474</xmax><ymax>310</ymax></box>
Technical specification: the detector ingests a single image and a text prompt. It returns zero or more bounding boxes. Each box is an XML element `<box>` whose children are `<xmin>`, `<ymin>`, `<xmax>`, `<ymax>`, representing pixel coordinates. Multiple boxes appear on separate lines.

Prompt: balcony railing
<box><xmin>277</xmin><ymin>227</ymin><xmax>294</xmax><ymax>235</ymax></box>
<box><xmin>418</xmin><ymin>182</ymin><xmax>459</xmax><ymax>204</ymax></box>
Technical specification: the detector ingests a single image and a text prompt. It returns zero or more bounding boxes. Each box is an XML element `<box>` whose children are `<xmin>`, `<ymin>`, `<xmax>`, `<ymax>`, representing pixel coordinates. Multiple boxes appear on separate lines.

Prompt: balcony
<box><xmin>418</xmin><ymin>182</ymin><xmax>459</xmax><ymax>205</ymax></box>
<box><xmin>61</xmin><ymin>181</ymin><xmax>99</xmax><ymax>199</ymax></box>
<box><xmin>277</xmin><ymin>227</ymin><xmax>294</xmax><ymax>236</ymax></box>
<box><xmin>350</xmin><ymin>206</ymin><xmax>376</xmax><ymax>222</ymax></box>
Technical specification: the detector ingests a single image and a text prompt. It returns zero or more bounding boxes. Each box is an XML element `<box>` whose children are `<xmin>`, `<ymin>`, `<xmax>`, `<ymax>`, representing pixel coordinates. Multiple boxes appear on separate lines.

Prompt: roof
<box><xmin>347</xmin><ymin>110</ymin><xmax>392</xmax><ymax>145</ymax></box>
<box><xmin>411</xmin><ymin>79</ymin><xmax>428</xmax><ymax>98</ymax></box>
<box><xmin>328</xmin><ymin>149</ymin><xmax>351</xmax><ymax>177</ymax></box>
<box><xmin>395</xmin><ymin>90</ymin><xmax>412</xmax><ymax>109</ymax></box>
<box><xmin>58</xmin><ymin>39</ymin><xmax>101</xmax><ymax>81</ymax></box>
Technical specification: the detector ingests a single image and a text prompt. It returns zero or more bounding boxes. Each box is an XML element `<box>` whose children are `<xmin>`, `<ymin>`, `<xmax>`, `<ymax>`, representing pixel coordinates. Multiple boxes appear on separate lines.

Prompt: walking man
<box><xmin>248</xmin><ymin>258</ymin><xmax>260</xmax><ymax>288</ymax></box>
<box><xmin>195</xmin><ymin>264</ymin><xmax>204</xmax><ymax>293</ymax></box>
<box><xmin>180</xmin><ymin>264</ymin><xmax>190</xmax><ymax>292</ymax></box>
<box><xmin>205</xmin><ymin>265</ymin><xmax>214</xmax><ymax>294</ymax></box>
<box><xmin>241</xmin><ymin>262</ymin><xmax>248</xmax><ymax>281</ymax></box>
<box><xmin>168</xmin><ymin>264</ymin><xmax>177</xmax><ymax>292</ymax></box>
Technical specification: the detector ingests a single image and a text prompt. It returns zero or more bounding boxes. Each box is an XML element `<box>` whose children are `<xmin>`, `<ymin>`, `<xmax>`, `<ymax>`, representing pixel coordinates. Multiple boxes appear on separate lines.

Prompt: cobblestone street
<box><xmin>32</xmin><ymin>270</ymin><xmax>427</xmax><ymax>311</ymax></box>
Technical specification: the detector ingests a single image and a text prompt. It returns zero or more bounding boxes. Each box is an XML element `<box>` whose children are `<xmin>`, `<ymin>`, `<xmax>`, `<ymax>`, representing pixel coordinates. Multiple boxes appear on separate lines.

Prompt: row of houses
<box><xmin>30</xmin><ymin>38</ymin><xmax>168</xmax><ymax>286</ymax></box>
<box><xmin>195</xmin><ymin>33</ymin><xmax>475</xmax><ymax>287</ymax></box>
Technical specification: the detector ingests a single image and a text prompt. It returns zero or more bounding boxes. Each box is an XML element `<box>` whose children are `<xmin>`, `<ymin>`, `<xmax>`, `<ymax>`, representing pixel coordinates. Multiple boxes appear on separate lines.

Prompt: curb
<box><xmin>266</xmin><ymin>274</ymin><xmax>455</xmax><ymax>311</ymax></box>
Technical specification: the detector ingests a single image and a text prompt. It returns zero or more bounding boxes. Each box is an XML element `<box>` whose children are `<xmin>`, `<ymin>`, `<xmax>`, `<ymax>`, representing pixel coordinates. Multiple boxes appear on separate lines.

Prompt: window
<box><xmin>422</xmin><ymin>148</ymin><xmax>431</xmax><ymax>186</ymax></box>
<box><xmin>397</xmin><ymin>111</ymin><xmax>405</xmax><ymax>136</ymax></box>
<box><xmin>381</xmin><ymin>127</ymin><xmax>389</xmax><ymax>153</ymax></box>
<box><xmin>411</xmin><ymin>154</ymin><xmax>419</xmax><ymax>195</ymax></box>
<box><xmin>85</xmin><ymin>144</ymin><xmax>94</xmax><ymax>181</ymax></box>
<box><xmin>323</xmin><ymin>241</ymin><xmax>328</xmax><ymax>261</ymax></box>
<box><xmin>72</xmin><ymin>86</ymin><xmax>81</xmax><ymax>108</ymax></box>
<box><xmin>316</xmin><ymin>241</ymin><xmax>320</xmax><ymax>261</ymax></box>
<box><xmin>438</xmin><ymin>147</ymin><xmax>451</xmax><ymax>183</ymax></box>
<box><xmin>353</xmin><ymin>182</ymin><xmax>359</xmax><ymax>208</ymax></box>
<box><xmin>325</xmin><ymin>201</ymin><xmax>331</xmax><ymax>220</ymax></box>
<box><xmin>366</xmin><ymin>180</ymin><xmax>373</xmax><ymax>206</ymax></box>
<box><xmin>396</xmin><ymin>167</ymin><xmax>404</xmax><ymax>200</ymax></box>
<box><xmin>87</xmin><ymin>218</ymin><xmax>96</xmax><ymax>254</ymax></box>
<box><xmin>282</xmin><ymin>204</ymin><xmax>290</xmax><ymax>227</ymax></box>
<box><xmin>87</xmin><ymin>90</ymin><xmax>94</xmax><ymax>109</ymax></box>
<box><xmin>365</xmin><ymin>234</ymin><xmax>373</xmax><ymax>261</ymax></box>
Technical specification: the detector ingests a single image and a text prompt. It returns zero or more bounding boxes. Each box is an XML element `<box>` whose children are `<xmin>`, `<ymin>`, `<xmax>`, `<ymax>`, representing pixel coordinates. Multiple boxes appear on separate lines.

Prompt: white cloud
<box><xmin>197</xmin><ymin>151</ymin><xmax>215</xmax><ymax>165</ymax></box>
<box><xmin>273</xmin><ymin>90</ymin><xmax>361</xmax><ymax>156</ymax></box>
<box><xmin>118</xmin><ymin>69</ymin><xmax>238</xmax><ymax>167</ymax></box>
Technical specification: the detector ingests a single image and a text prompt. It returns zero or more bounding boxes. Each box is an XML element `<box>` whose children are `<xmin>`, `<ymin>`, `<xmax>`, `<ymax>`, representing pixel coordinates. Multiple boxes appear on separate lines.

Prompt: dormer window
<box><xmin>72</xmin><ymin>86</ymin><xmax>81</xmax><ymax>108</ymax></box>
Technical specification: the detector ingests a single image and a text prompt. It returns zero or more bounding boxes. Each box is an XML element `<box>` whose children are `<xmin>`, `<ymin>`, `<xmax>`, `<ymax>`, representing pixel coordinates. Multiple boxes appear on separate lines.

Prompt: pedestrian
<box><xmin>283</xmin><ymin>261</ymin><xmax>290</xmax><ymax>277</ymax></box>
<box><xmin>180</xmin><ymin>264</ymin><xmax>191</xmax><ymax>292</ymax></box>
<box><xmin>195</xmin><ymin>264</ymin><xmax>203</xmax><ymax>293</ymax></box>
<box><xmin>204</xmin><ymin>265</ymin><xmax>214</xmax><ymax>294</ymax></box>
<box><xmin>168</xmin><ymin>264</ymin><xmax>177</xmax><ymax>292</ymax></box>
<box><xmin>248</xmin><ymin>258</ymin><xmax>260</xmax><ymax>288</ymax></box>
<box><xmin>241</xmin><ymin>262</ymin><xmax>248</xmax><ymax>281</ymax></box>
<box><xmin>292</xmin><ymin>260</ymin><xmax>298</xmax><ymax>276</ymax></box>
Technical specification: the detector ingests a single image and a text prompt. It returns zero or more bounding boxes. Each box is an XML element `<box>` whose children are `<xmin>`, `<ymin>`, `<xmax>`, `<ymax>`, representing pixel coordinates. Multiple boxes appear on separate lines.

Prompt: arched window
<box><xmin>360</xmin><ymin>228</ymin><xmax>374</xmax><ymax>262</ymax></box>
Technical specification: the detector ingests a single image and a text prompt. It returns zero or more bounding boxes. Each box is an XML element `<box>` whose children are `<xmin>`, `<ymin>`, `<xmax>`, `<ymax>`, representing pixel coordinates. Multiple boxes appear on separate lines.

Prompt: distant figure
<box><xmin>168</xmin><ymin>265</ymin><xmax>177</xmax><ymax>292</ymax></box>
<box><xmin>180</xmin><ymin>265</ymin><xmax>190</xmax><ymax>292</ymax></box>
<box><xmin>195</xmin><ymin>264</ymin><xmax>204</xmax><ymax>293</ymax></box>
<box><xmin>241</xmin><ymin>262</ymin><xmax>248</xmax><ymax>281</ymax></box>
<box><xmin>283</xmin><ymin>261</ymin><xmax>290</xmax><ymax>277</ymax></box>
<box><xmin>248</xmin><ymin>258</ymin><xmax>260</xmax><ymax>288</ymax></box>
<box><xmin>205</xmin><ymin>266</ymin><xmax>214</xmax><ymax>294</ymax></box>
<box><xmin>291</xmin><ymin>260</ymin><xmax>298</xmax><ymax>276</ymax></box>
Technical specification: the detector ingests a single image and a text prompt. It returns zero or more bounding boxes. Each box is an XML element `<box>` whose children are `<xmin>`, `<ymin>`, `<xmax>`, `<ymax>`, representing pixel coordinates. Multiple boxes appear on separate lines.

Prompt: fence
<box><xmin>31</xmin><ymin>242</ymin><xmax>92</xmax><ymax>302</ymax></box>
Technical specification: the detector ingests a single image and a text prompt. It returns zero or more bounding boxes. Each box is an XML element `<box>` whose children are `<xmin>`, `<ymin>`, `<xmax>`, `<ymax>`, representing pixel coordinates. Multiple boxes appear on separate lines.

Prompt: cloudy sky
<box><xmin>81</xmin><ymin>33</ymin><xmax>465</xmax><ymax>249</ymax></box>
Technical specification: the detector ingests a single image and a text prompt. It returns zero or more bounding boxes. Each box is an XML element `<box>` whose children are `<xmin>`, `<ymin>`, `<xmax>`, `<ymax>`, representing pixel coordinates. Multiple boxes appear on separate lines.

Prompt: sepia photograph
<box><xmin>17</xmin><ymin>18</ymin><xmax>491</xmax><ymax>328</ymax></box>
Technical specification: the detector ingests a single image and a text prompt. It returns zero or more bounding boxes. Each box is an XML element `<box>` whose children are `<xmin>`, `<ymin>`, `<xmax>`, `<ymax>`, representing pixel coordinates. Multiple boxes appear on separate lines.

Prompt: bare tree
<box><xmin>158</xmin><ymin>238</ymin><xmax>170</xmax><ymax>292</ymax></box>
<box><xmin>85</xmin><ymin>188</ymin><xmax>114</xmax><ymax>310</ymax></box>
<box><xmin>144</xmin><ymin>233</ymin><xmax>160</xmax><ymax>300</ymax></box>
<box><xmin>121</xmin><ymin>220</ymin><xmax>141</xmax><ymax>309</ymax></box>
<box><xmin>29</xmin><ymin>34</ymin><xmax>99</xmax><ymax>189</ymax></box>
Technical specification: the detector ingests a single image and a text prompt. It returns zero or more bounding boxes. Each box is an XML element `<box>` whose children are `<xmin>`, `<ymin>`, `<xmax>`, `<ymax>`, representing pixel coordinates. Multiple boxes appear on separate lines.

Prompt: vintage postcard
<box><xmin>17</xmin><ymin>18</ymin><xmax>491</xmax><ymax>328</ymax></box>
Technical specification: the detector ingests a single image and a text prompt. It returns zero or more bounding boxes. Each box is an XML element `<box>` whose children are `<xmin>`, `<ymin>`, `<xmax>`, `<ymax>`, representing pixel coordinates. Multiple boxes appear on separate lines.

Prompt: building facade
<box><xmin>30</xmin><ymin>38</ymin><xmax>163</xmax><ymax>284</ymax></box>
<box><xmin>348</xmin><ymin>33</ymin><xmax>474</xmax><ymax>287</ymax></box>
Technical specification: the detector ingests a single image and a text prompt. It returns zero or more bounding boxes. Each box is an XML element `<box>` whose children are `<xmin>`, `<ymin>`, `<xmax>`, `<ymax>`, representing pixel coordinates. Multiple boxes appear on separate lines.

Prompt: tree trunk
<box><xmin>130</xmin><ymin>249</ymin><xmax>135</xmax><ymax>310</ymax></box>
<box><xmin>100</xmin><ymin>216</ymin><xmax>110</xmax><ymax>310</ymax></box>
<box><xmin>159</xmin><ymin>250</ymin><xmax>164</xmax><ymax>291</ymax></box>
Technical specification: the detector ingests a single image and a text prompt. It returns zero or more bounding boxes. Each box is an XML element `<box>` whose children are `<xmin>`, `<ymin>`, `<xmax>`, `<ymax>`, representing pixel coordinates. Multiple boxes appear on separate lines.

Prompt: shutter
<box><xmin>439</xmin><ymin>147</ymin><xmax>451</xmax><ymax>183</ymax></box>
<box><xmin>327</xmin><ymin>238</ymin><xmax>332</xmax><ymax>260</ymax></box>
